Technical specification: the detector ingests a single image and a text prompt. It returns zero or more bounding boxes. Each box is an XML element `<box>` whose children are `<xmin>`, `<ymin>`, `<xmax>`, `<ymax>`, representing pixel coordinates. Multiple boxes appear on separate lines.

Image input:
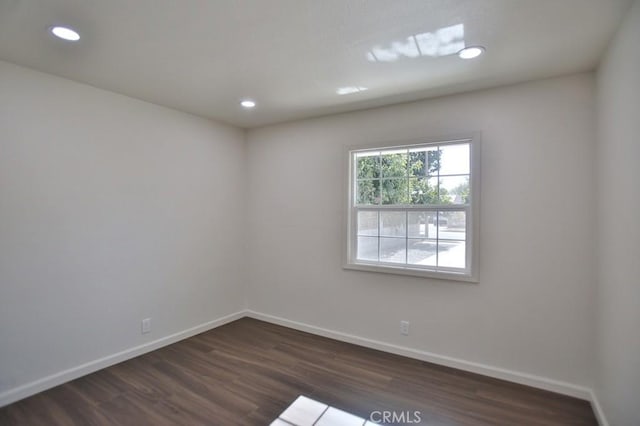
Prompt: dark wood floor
<box><xmin>0</xmin><ymin>318</ymin><xmax>597</xmax><ymax>425</ymax></box>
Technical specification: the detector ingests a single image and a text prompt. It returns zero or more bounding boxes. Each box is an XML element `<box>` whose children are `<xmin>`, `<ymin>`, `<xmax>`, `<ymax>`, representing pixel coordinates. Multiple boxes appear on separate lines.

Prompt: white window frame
<box><xmin>344</xmin><ymin>134</ymin><xmax>480</xmax><ymax>282</ymax></box>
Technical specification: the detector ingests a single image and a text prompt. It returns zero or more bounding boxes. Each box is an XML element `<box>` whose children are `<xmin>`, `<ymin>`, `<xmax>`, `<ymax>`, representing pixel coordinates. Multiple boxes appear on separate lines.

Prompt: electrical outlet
<box><xmin>400</xmin><ymin>320</ymin><xmax>410</xmax><ymax>336</ymax></box>
<box><xmin>142</xmin><ymin>318</ymin><xmax>151</xmax><ymax>334</ymax></box>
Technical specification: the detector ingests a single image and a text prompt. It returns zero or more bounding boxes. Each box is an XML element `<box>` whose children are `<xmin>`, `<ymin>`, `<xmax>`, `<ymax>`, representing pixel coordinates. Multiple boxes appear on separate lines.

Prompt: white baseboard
<box><xmin>0</xmin><ymin>310</ymin><xmax>247</xmax><ymax>408</ymax></box>
<box><xmin>589</xmin><ymin>390</ymin><xmax>609</xmax><ymax>426</ymax></box>
<box><xmin>246</xmin><ymin>310</ymin><xmax>593</xmax><ymax>401</ymax></box>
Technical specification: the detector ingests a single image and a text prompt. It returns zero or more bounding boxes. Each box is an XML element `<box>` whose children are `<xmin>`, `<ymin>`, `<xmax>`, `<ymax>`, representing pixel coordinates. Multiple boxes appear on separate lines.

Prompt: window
<box><xmin>345</xmin><ymin>136</ymin><xmax>479</xmax><ymax>281</ymax></box>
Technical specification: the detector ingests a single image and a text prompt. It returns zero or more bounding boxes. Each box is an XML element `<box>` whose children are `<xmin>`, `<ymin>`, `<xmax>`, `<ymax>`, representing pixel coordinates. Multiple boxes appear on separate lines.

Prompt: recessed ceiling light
<box><xmin>240</xmin><ymin>100</ymin><xmax>256</xmax><ymax>108</ymax></box>
<box><xmin>50</xmin><ymin>26</ymin><xmax>80</xmax><ymax>42</ymax></box>
<box><xmin>457</xmin><ymin>46</ymin><xmax>484</xmax><ymax>59</ymax></box>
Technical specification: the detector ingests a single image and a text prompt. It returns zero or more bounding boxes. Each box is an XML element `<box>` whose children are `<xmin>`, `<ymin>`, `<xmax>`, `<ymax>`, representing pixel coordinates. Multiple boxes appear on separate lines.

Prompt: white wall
<box><xmin>595</xmin><ymin>1</ymin><xmax>640</xmax><ymax>424</ymax></box>
<box><xmin>0</xmin><ymin>60</ymin><xmax>246</xmax><ymax>399</ymax></box>
<box><xmin>246</xmin><ymin>73</ymin><xmax>597</xmax><ymax>390</ymax></box>
<box><xmin>0</xmin><ymin>55</ymin><xmax>615</xmax><ymax>411</ymax></box>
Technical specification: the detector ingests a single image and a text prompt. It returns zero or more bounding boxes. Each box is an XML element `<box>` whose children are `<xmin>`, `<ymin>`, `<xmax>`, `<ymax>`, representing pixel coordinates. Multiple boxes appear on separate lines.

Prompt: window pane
<box><xmin>436</xmin><ymin>210</ymin><xmax>449</xmax><ymax>229</ymax></box>
<box><xmin>350</xmin><ymin>139</ymin><xmax>474</xmax><ymax>278</ymax></box>
<box><xmin>409</xmin><ymin>146</ymin><xmax>440</xmax><ymax>177</ymax></box>
<box><xmin>408</xmin><ymin>211</ymin><xmax>438</xmax><ymax>238</ymax></box>
<box><xmin>439</xmin><ymin>176</ymin><xmax>469</xmax><ymax>204</ymax></box>
<box><xmin>408</xmin><ymin>211</ymin><xmax>426</xmax><ymax>238</ymax></box>
<box><xmin>438</xmin><ymin>240</ymin><xmax>466</xmax><ymax>268</ymax></box>
<box><xmin>409</xmin><ymin>177</ymin><xmax>438</xmax><ymax>204</ymax></box>
<box><xmin>439</xmin><ymin>143</ymin><xmax>470</xmax><ymax>175</ymax></box>
<box><xmin>356</xmin><ymin>179</ymin><xmax>380</xmax><ymax>205</ymax></box>
<box><xmin>357</xmin><ymin>211</ymin><xmax>378</xmax><ymax>236</ymax></box>
<box><xmin>381</xmin><ymin>150</ymin><xmax>408</xmax><ymax>178</ymax></box>
<box><xmin>440</xmin><ymin>211</ymin><xmax>466</xmax><ymax>241</ymax></box>
<box><xmin>408</xmin><ymin>239</ymin><xmax>437</xmax><ymax>266</ymax></box>
<box><xmin>356</xmin><ymin>152</ymin><xmax>380</xmax><ymax>179</ymax></box>
<box><xmin>357</xmin><ymin>236</ymin><xmax>378</xmax><ymax>261</ymax></box>
<box><xmin>380</xmin><ymin>211</ymin><xmax>406</xmax><ymax>237</ymax></box>
<box><xmin>380</xmin><ymin>237</ymin><xmax>406</xmax><ymax>264</ymax></box>
<box><xmin>381</xmin><ymin>179</ymin><xmax>409</xmax><ymax>204</ymax></box>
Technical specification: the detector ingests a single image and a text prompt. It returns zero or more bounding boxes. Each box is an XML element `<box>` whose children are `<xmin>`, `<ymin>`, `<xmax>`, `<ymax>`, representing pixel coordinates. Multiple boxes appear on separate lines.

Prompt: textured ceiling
<box><xmin>0</xmin><ymin>0</ymin><xmax>632</xmax><ymax>128</ymax></box>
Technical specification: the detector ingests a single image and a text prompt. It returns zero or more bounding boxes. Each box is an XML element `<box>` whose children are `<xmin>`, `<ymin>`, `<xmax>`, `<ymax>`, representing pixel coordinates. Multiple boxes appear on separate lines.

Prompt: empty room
<box><xmin>0</xmin><ymin>0</ymin><xmax>638</xmax><ymax>425</ymax></box>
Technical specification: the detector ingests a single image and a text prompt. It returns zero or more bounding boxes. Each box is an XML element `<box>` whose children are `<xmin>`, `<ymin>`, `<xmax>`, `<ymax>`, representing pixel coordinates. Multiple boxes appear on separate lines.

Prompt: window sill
<box><xmin>343</xmin><ymin>262</ymin><xmax>478</xmax><ymax>283</ymax></box>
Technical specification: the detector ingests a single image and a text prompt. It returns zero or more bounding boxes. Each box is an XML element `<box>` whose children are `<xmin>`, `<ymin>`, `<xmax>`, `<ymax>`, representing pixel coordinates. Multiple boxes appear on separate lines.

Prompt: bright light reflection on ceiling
<box><xmin>337</xmin><ymin>86</ymin><xmax>368</xmax><ymax>95</ymax></box>
<box><xmin>367</xmin><ymin>24</ymin><xmax>465</xmax><ymax>62</ymax></box>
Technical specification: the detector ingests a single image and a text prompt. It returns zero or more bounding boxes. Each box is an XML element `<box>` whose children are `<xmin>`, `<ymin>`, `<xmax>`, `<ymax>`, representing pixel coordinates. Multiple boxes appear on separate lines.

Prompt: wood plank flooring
<box><xmin>0</xmin><ymin>318</ymin><xmax>597</xmax><ymax>425</ymax></box>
